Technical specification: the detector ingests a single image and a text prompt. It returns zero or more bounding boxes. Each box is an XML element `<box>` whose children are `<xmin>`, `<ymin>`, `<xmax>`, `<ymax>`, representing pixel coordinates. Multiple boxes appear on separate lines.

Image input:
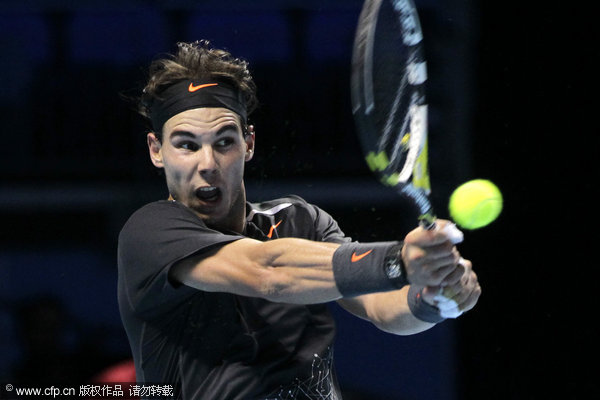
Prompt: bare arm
<box><xmin>170</xmin><ymin>219</ymin><xmax>475</xmax><ymax>310</ymax></box>
<box><xmin>337</xmin><ymin>258</ymin><xmax>481</xmax><ymax>335</ymax></box>
<box><xmin>170</xmin><ymin>237</ymin><xmax>343</xmax><ymax>304</ymax></box>
<box><xmin>337</xmin><ymin>289</ymin><xmax>436</xmax><ymax>336</ymax></box>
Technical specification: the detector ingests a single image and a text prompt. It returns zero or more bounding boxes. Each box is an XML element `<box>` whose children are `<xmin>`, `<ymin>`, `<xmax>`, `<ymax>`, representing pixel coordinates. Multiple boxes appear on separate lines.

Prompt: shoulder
<box><xmin>118</xmin><ymin>200</ymin><xmax>222</xmax><ymax>255</ymax></box>
<box><xmin>124</xmin><ymin>200</ymin><xmax>200</xmax><ymax>224</ymax></box>
<box><xmin>118</xmin><ymin>200</ymin><xmax>243</xmax><ymax>284</ymax></box>
<box><xmin>121</xmin><ymin>201</ymin><xmax>203</xmax><ymax>235</ymax></box>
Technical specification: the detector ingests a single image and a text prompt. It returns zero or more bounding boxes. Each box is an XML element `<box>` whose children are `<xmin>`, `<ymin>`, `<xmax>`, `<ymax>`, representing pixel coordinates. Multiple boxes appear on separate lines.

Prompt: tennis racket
<box><xmin>351</xmin><ymin>0</ymin><xmax>465</xmax><ymax>317</ymax></box>
<box><xmin>351</xmin><ymin>0</ymin><xmax>435</xmax><ymax>229</ymax></box>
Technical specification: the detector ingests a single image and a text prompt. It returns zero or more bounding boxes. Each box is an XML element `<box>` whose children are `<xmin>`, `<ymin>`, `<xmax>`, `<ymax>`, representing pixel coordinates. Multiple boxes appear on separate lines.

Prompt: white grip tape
<box><xmin>433</xmin><ymin>295</ymin><xmax>462</xmax><ymax>319</ymax></box>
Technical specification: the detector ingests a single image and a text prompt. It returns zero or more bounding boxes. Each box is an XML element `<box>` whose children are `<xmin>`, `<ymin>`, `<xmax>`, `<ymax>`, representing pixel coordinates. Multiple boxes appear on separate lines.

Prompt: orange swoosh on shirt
<box><xmin>267</xmin><ymin>220</ymin><xmax>283</xmax><ymax>239</ymax></box>
<box><xmin>351</xmin><ymin>249</ymin><xmax>373</xmax><ymax>262</ymax></box>
<box><xmin>188</xmin><ymin>82</ymin><xmax>219</xmax><ymax>92</ymax></box>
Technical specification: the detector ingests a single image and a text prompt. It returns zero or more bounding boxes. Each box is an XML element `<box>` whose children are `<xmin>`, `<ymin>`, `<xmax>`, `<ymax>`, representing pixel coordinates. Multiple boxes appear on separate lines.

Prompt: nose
<box><xmin>197</xmin><ymin>146</ymin><xmax>218</xmax><ymax>177</ymax></box>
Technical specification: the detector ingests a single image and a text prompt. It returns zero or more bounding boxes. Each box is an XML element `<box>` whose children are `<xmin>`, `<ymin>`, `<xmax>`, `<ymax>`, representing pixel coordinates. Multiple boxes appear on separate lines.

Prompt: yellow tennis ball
<box><xmin>449</xmin><ymin>179</ymin><xmax>503</xmax><ymax>230</ymax></box>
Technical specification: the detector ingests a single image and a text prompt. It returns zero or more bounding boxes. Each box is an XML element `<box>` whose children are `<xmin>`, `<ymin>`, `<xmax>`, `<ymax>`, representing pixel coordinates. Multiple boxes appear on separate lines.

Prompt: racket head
<box><xmin>351</xmin><ymin>0</ymin><xmax>435</xmax><ymax>227</ymax></box>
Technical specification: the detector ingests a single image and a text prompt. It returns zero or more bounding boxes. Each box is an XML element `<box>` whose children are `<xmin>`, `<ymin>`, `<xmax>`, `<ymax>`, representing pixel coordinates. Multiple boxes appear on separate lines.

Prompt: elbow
<box><xmin>372</xmin><ymin>321</ymin><xmax>429</xmax><ymax>336</ymax></box>
<box><xmin>363</xmin><ymin>294</ymin><xmax>436</xmax><ymax>336</ymax></box>
<box><xmin>371</xmin><ymin>315</ymin><xmax>437</xmax><ymax>336</ymax></box>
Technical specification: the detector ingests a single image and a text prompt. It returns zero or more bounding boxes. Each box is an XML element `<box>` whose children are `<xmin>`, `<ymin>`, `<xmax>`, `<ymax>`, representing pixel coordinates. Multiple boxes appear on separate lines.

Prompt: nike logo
<box><xmin>267</xmin><ymin>220</ymin><xmax>282</xmax><ymax>239</ymax></box>
<box><xmin>188</xmin><ymin>82</ymin><xmax>218</xmax><ymax>92</ymax></box>
<box><xmin>351</xmin><ymin>249</ymin><xmax>373</xmax><ymax>262</ymax></box>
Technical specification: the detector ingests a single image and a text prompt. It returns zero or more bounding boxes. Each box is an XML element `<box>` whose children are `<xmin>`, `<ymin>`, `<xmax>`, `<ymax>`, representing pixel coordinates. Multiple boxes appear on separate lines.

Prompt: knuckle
<box><xmin>429</xmin><ymin>271</ymin><xmax>445</xmax><ymax>286</ymax></box>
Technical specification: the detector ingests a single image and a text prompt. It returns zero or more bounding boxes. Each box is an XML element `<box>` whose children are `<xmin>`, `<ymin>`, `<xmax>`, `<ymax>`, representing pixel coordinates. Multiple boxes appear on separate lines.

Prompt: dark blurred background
<box><xmin>0</xmin><ymin>0</ymin><xmax>596</xmax><ymax>399</ymax></box>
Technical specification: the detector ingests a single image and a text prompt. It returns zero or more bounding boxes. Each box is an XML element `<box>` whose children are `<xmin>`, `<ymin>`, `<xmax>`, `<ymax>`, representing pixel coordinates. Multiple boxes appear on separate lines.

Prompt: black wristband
<box><xmin>383</xmin><ymin>242</ymin><xmax>408</xmax><ymax>286</ymax></box>
<box><xmin>407</xmin><ymin>285</ymin><xmax>446</xmax><ymax>324</ymax></box>
<box><xmin>332</xmin><ymin>241</ymin><xmax>408</xmax><ymax>297</ymax></box>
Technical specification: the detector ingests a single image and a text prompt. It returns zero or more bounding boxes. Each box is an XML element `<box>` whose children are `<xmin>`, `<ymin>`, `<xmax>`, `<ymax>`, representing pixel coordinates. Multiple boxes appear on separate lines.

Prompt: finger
<box><xmin>403</xmin><ymin>243</ymin><xmax>457</xmax><ymax>271</ymax></box>
<box><xmin>458</xmin><ymin>257</ymin><xmax>472</xmax><ymax>271</ymax></box>
<box><xmin>444</xmin><ymin>269</ymin><xmax>480</xmax><ymax>309</ymax></box>
<box><xmin>422</xmin><ymin>241</ymin><xmax>457</xmax><ymax>259</ymax></box>
<box><xmin>457</xmin><ymin>282</ymin><xmax>482</xmax><ymax>313</ymax></box>
<box><xmin>460</xmin><ymin>270</ymin><xmax>481</xmax><ymax>309</ymax></box>
<box><xmin>430</xmin><ymin>266</ymin><xmax>481</xmax><ymax>318</ymax></box>
<box><xmin>426</xmin><ymin>263</ymin><xmax>457</xmax><ymax>286</ymax></box>
<box><xmin>441</xmin><ymin>261</ymin><xmax>465</xmax><ymax>287</ymax></box>
<box><xmin>421</xmin><ymin>285</ymin><xmax>440</xmax><ymax>304</ymax></box>
<box><xmin>404</xmin><ymin>255</ymin><xmax>457</xmax><ymax>287</ymax></box>
<box><xmin>440</xmin><ymin>256</ymin><xmax>470</xmax><ymax>286</ymax></box>
<box><xmin>442</xmin><ymin>267</ymin><xmax>472</xmax><ymax>300</ymax></box>
<box><xmin>422</xmin><ymin>286</ymin><xmax>457</xmax><ymax>310</ymax></box>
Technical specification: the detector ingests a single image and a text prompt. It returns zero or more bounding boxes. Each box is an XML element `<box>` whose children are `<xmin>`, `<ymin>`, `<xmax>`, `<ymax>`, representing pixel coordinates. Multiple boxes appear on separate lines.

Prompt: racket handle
<box><xmin>420</xmin><ymin>217</ymin><xmax>464</xmax><ymax>244</ymax></box>
<box><xmin>419</xmin><ymin>214</ymin><xmax>437</xmax><ymax>230</ymax></box>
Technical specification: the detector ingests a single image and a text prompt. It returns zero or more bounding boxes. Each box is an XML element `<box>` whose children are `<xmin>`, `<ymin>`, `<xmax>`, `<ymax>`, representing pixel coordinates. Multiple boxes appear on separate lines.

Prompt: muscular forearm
<box><xmin>172</xmin><ymin>237</ymin><xmax>344</xmax><ymax>304</ymax></box>
<box><xmin>250</xmin><ymin>238</ymin><xmax>344</xmax><ymax>303</ymax></box>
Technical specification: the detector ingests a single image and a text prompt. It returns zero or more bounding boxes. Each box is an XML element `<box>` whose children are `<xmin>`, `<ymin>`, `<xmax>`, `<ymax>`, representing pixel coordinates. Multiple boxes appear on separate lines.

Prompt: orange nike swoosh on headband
<box><xmin>188</xmin><ymin>82</ymin><xmax>219</xmax><ymax>92</ymax></box>
<box><xmin>351</xmin><ymin>249</ymin><xmax>373</xmax><ymax>262</ymax></box>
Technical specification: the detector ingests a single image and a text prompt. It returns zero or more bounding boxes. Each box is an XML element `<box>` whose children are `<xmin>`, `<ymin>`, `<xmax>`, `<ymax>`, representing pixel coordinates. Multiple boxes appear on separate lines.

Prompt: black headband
<box><xmin>148</xmin><ymin>79</ymin><xmax>247</xmax><ymax>133</ymax></box>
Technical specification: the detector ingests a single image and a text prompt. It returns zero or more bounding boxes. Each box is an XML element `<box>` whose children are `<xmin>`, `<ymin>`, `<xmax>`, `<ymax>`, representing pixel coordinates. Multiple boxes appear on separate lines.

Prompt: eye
<box><xmin>215</xmin><ymin>137</ymin><xmax>235</xmax><ymax>148</ymax></box>
<box><xmin>177</xmin><ymin>141</ymin><xmax>199</xmax><ymax>151</ymax></box>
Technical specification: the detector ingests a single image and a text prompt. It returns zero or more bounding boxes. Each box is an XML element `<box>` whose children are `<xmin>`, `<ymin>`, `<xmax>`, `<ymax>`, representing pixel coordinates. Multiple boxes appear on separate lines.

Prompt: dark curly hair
<box><xmin>139</xmin><ymin>40</ymin><xmax>258</xmax><ymax>138</ymax></box>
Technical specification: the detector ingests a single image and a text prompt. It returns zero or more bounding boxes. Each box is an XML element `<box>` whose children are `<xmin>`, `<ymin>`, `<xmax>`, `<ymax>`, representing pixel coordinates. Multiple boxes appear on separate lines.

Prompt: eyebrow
<box><xmin>170</xmin><ymin>123</ymin><xmax>240</xmax><ymax>140</ymax></box>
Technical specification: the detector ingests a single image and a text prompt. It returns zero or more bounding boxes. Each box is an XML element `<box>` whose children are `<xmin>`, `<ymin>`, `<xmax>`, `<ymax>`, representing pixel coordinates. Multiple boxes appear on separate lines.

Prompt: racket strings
<box><xmin>378</xmin><ymin>72</ymin><xmax>408</xmax><ymax>163</ymax></box>
<box><xmin>379</xmin><ymin>86</ymin><xmax>423</xmax><ymax>182</ymax></box>
<box><xmin>376</xmin><ymin>38</ymin><xmax>427</xmax><ymax>180</ymax></box>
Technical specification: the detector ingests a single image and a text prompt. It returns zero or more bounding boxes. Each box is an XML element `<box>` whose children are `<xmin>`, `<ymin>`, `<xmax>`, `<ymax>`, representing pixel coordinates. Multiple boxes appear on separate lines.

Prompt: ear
<box><xmin>147</xmin><ymin>132</ymin><xmax>164</xmax><ymax>168</ymax></box>
<box><xmin>244</xmin><ymin>125</ymin><xmax>256</xmax><ymax>162</ymax></box>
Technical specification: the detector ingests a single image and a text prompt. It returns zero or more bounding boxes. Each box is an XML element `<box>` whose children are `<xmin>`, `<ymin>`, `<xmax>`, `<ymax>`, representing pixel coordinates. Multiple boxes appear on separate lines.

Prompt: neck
<box><xmin>225</xmin><ymin>182</ymin><xmax>247</xmax><ymax>234</ymax></box>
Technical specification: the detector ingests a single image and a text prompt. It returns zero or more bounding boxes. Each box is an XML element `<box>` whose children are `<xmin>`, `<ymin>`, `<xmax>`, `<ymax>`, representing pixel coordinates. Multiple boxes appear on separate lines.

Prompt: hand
<box><xmin>402</xmin><ymin>220</ymin><xmax>462</xmax><ymax>287</ymax></box>
<box><xmin>422</xmin><ymin>258</ymin><xmax>482</xmax><ymax>318</ymax></box>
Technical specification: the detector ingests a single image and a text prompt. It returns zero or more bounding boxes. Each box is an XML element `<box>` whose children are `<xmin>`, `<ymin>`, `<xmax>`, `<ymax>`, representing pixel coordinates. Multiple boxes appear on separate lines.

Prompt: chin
<box><xmin>189</xmin><ymin>187</ymin><xmax>244</xmax><ymax>232</ymax></box>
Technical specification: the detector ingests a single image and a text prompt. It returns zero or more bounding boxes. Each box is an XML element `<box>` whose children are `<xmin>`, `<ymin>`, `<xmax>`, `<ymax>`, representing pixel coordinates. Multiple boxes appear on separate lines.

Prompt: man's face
<box><xmin>147</xmin><ymin>107</ymin><xmax>254</xmax><ymax>229</ymax></box>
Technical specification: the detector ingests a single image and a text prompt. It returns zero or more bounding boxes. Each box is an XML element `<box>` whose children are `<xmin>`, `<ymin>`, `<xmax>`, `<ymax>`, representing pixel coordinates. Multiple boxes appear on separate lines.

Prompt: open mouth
<box><xmin>195</xmin><ymin>186</ymin><xmax>221</xmax><ymax>203</ymax></box>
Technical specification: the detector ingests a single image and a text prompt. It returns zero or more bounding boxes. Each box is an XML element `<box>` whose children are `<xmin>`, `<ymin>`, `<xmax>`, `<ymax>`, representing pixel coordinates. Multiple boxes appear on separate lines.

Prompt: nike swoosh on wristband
<box><xmin>351</xmin><ymin>249</ymin><xmax>373</xmax><ymax>262</ymax></box>
<box><xmin>188</xmin><ymin>82</ymin><xmax>219</xmax><ymax>92</ymax></box>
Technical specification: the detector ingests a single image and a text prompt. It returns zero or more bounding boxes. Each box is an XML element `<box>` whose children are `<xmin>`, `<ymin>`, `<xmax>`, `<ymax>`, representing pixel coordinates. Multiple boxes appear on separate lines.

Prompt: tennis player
<box><xmin>117</xmin><ymin>41</ymin><xmax>481</xmax><ymax>400</ymax></box>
